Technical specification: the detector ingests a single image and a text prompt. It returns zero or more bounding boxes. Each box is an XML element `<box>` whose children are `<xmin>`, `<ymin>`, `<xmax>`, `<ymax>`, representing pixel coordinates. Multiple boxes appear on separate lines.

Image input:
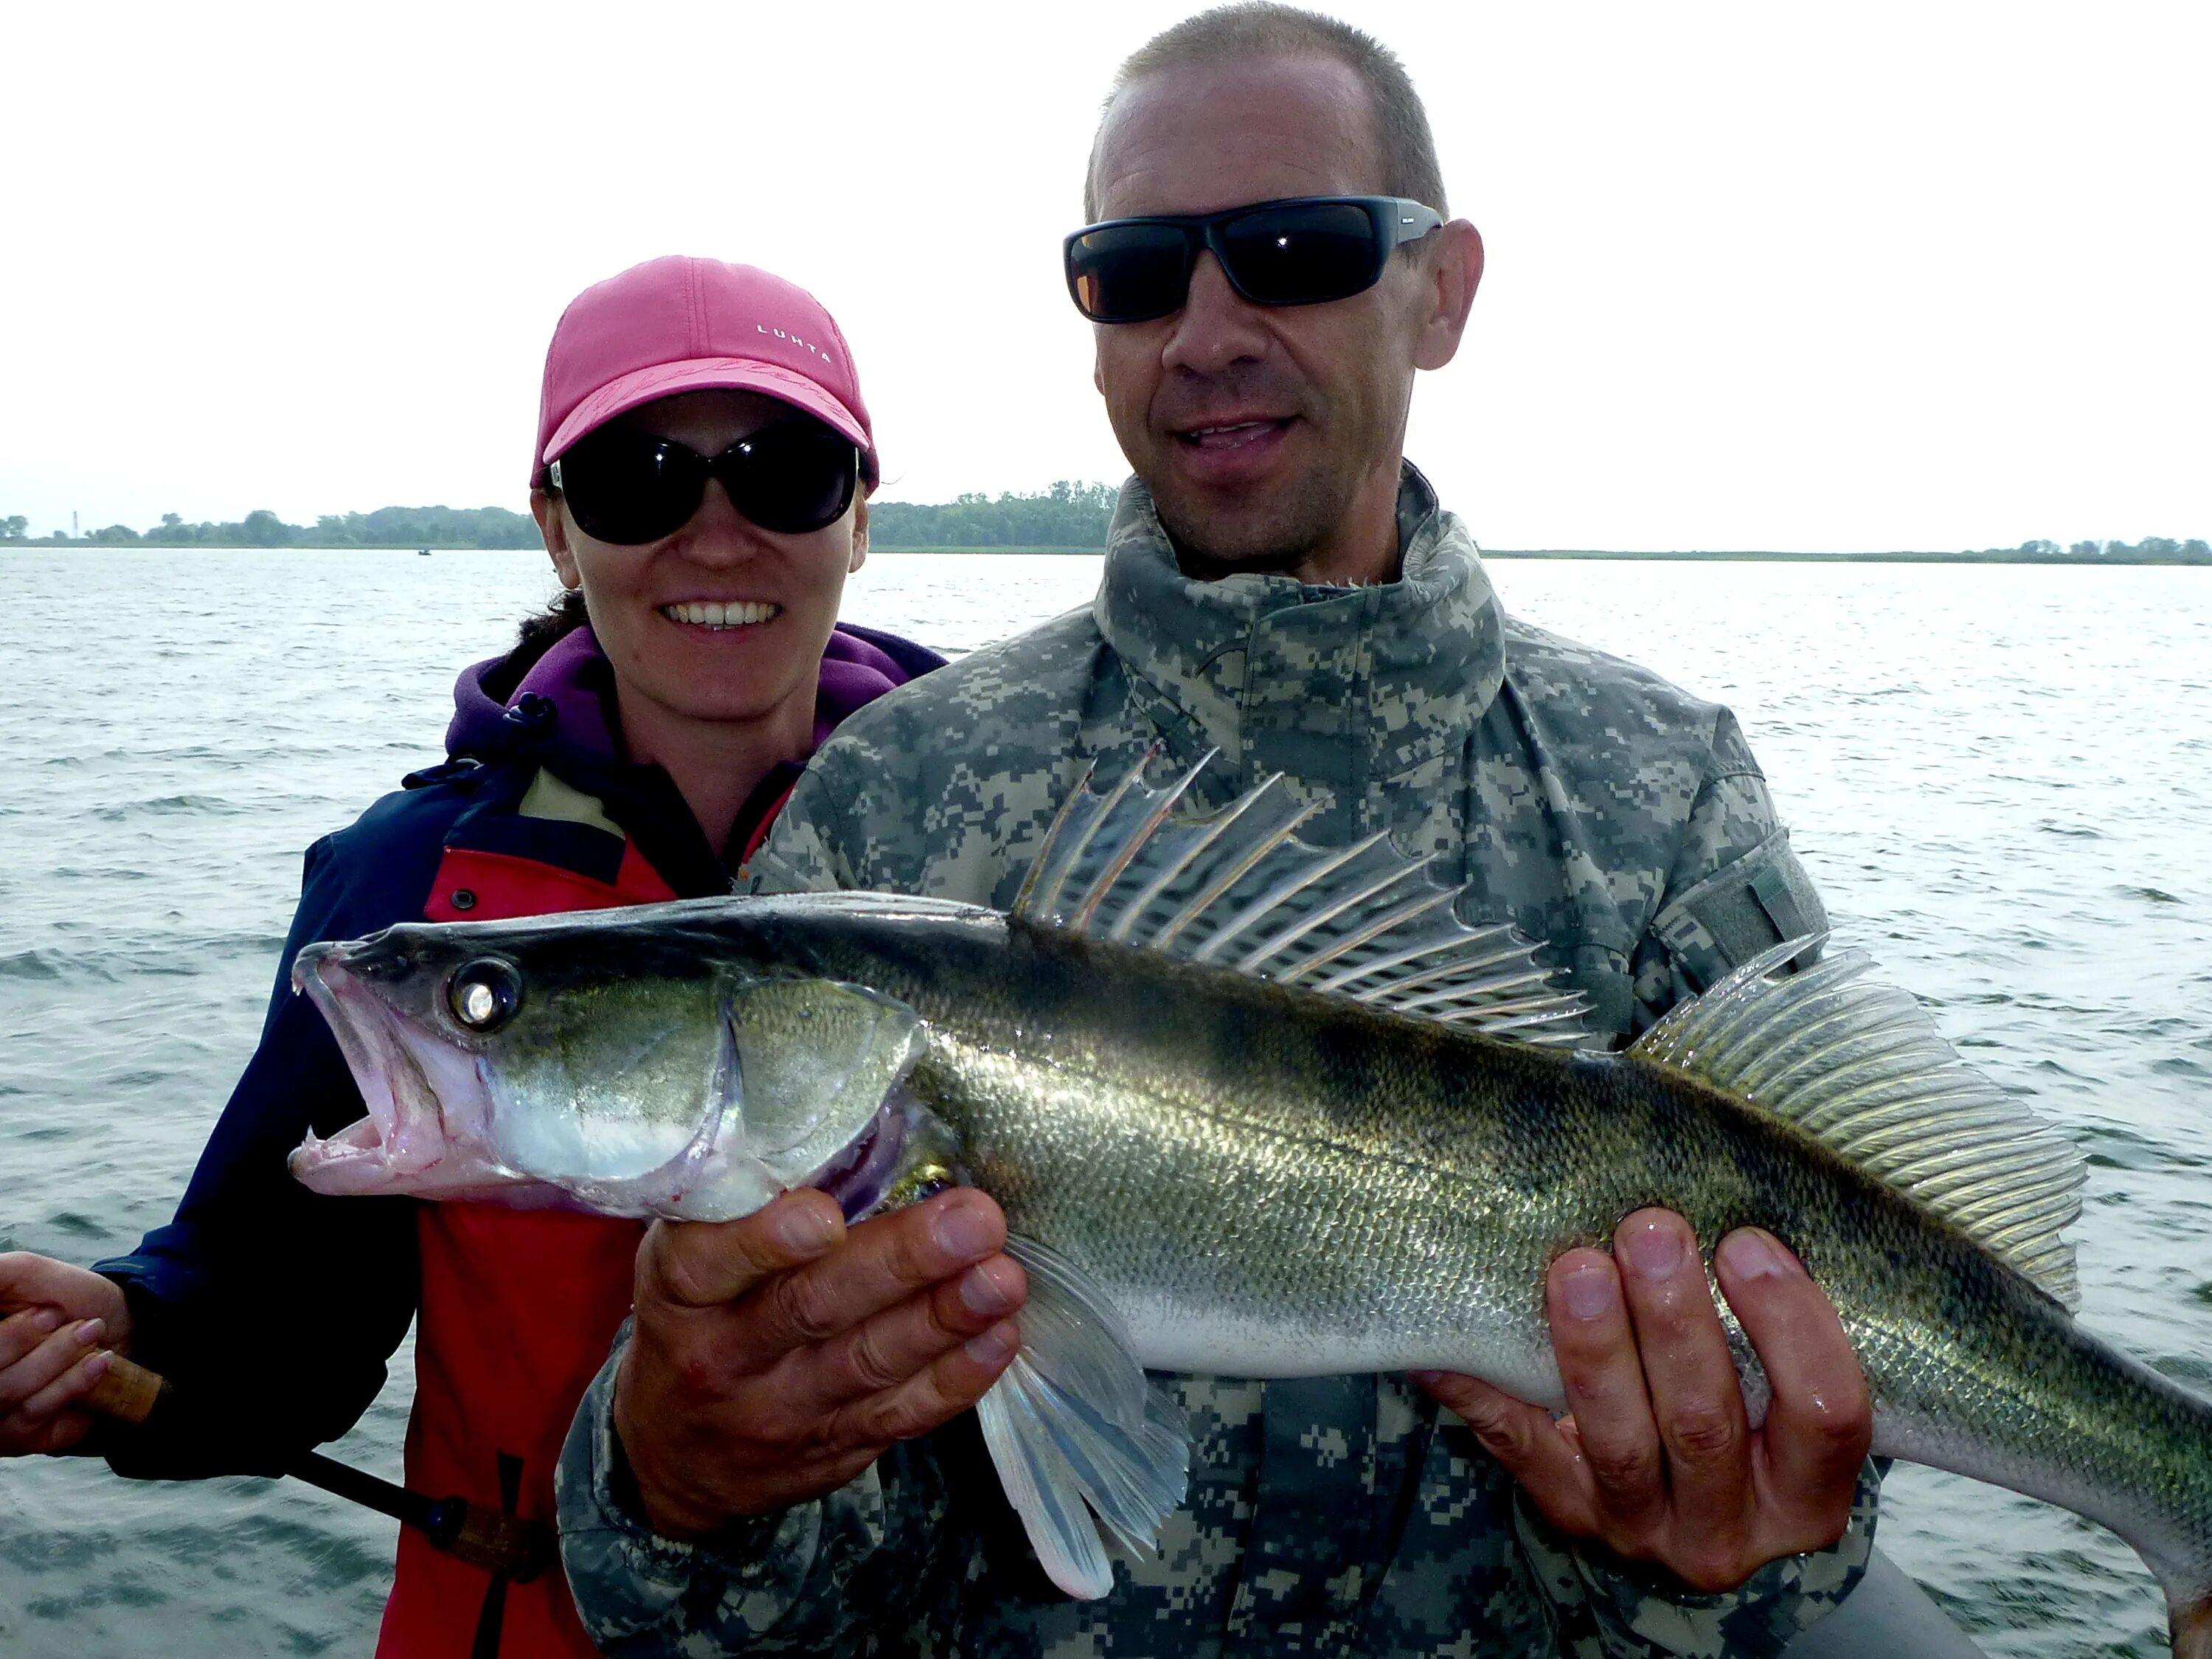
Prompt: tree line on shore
<box><xmin>1</xmin><ymin>500</ymin><xmax>2206</xmax><ymax>561</ymax></box>
<box><xmin>0</xmin><ymin>505</ymin><xmax>547</xmax><ymax>549</ymax></box>
<box><xmin>0</xmin><ymin>483</ymin><xmax>1123</xmax><ymax>551</ymax></box>
<box><xmin>1991</xmin><ymin>537</ymin><xmax>2211</xmax><ymax>563</ymax></box>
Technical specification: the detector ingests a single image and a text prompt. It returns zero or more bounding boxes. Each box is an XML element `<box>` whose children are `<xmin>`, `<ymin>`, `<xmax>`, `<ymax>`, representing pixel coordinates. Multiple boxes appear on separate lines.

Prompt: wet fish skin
<box><xmin>693</xmin><ymin>896</ymin><xmax>2212</xmax><ymax>1652</ymax></box>
<box><xmin>291</xmin><ymin>890</ymin><xmax>2212</xmax><ymax>1653</ymax></box>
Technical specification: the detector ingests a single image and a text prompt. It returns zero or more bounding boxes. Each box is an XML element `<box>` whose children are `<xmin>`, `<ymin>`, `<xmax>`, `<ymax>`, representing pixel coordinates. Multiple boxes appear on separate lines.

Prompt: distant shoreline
<box><xmin>7</xmin><ymin>543</ymin><xmax>2211</xmax><ymax>565</ymax></box>
<box><xmin>8</xmin><ymin>490</ymin><xmax>2202</xmax><ymax>565</ymax></box>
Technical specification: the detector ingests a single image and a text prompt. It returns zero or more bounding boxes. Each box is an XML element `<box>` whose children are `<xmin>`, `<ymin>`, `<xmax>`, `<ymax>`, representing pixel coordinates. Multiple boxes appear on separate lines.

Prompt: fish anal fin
<box><xmin>1017</xmin><ymin>754</ymin><xmax>1594</xmax><ymax>1046</ymax></box>
<box><xmin>1632</xmin><ymin>937</ymin><xmax>2085</xmax><ymax>1309</ymax></box>
<box><xmin>974</xmin><ymin>1236</ymin><xmax>1188</xmax><ymax>1599</ymax></box>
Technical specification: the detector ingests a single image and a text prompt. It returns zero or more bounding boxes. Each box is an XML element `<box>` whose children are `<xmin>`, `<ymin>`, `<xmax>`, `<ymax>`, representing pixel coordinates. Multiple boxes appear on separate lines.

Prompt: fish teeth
<box><xmin>662</xmin><ymin>600</ymin><xmax>781</xmax><ymax>628</ymax></box>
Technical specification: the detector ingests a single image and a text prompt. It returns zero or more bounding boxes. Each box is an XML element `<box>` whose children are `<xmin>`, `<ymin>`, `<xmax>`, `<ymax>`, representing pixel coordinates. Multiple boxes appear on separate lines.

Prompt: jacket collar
<box><xmin>1092</xmin><ymin>463</ymin><xmax>1505</xmax><ymax>797</ymax></box>
<box><xmin>437</xmin><ymin>623</ymin><xmax>944</xmax><ymax>893</ymax></box>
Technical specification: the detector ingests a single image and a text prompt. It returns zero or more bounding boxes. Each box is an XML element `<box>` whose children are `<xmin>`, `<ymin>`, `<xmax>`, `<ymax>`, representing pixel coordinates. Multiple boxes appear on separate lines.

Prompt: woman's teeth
<box><xmin>662</xmin><ymin>600</ymin><xmax>780</xmax><ymax>628</ymax></box>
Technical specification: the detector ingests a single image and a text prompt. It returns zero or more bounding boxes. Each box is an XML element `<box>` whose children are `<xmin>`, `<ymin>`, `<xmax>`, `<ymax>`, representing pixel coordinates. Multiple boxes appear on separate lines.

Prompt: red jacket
<box><xmin>382</xmin><ymin>834</ymin><xmax>678</xmax><ymax>1659</ymax></box>
<box><xmin>382</xmin><ymin>624</ymin><xmax>938</xmax><ymax>1657</ymax></box>
<box><xmin>97</xmin><ymin>621</ymin><xmax>942</xmax><ymax>1658</ymax></box>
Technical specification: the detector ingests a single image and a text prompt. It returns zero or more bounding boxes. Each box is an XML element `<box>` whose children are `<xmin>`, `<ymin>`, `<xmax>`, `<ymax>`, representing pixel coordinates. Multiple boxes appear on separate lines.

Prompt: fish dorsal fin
<box><xmin>1633</xmin><ymin>937</ymin><xmax>2087</xmax><ymax>1309</ymax></box>
<box><xmin>1016</xmin><ymin>750</ymin><xmax>1592</xmax><ymax>1045</ymax></box>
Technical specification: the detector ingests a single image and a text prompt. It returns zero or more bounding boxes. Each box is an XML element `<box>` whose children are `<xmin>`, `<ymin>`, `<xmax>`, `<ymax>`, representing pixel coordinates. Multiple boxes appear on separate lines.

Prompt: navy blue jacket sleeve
<box><xmin>92</xmin><ymin>789</ymin><xmax>457</xmax><ymax>1478</ymax></box>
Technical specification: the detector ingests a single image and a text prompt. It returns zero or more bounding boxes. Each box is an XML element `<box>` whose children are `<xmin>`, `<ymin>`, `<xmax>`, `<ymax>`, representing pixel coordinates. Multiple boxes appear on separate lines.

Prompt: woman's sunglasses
<box><xmin>1064</xmin><ymin>195</ymin><xmax>1443</xmax><ymax>325</ymax></box>
<box><xmin>548</xmin><ymin>420</ymin><xmax>859</xmax><ymax>545</ymax></box>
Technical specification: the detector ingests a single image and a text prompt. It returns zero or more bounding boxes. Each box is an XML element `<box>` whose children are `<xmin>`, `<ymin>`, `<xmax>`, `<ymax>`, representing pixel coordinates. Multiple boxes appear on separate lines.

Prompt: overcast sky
<box><xmin>3</xmin><ymin>1</ymin><xmax>2205</xmax><ymax>551</ymax></box>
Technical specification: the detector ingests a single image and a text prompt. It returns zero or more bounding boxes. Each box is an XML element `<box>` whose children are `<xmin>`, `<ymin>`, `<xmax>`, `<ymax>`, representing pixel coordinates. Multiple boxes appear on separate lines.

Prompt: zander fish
<box><xmin>288</xmin><ymin>757</ymin><xmax>2212</xmax><ymax>1655</ymax></box>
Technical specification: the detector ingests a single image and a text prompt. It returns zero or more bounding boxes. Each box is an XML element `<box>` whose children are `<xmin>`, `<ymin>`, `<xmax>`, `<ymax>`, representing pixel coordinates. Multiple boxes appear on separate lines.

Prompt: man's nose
<box><xmin>1160</xmin><ymin>252</ymin><xmax>1269</xmax><ymax>375</ymax></box>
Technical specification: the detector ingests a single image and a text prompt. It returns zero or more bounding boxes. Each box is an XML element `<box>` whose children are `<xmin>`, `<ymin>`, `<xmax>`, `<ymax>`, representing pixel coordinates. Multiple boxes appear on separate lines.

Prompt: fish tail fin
<box><xmin>974</xmin><ymin>1236</ymin><xmax>1188</xmax><ymax>1599</ymax></box>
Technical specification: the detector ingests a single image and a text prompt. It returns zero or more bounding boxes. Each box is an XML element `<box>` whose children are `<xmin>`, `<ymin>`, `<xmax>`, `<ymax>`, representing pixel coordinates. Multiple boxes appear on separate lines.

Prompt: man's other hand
<box><xmin>614</xmin><ymin>1188</ymin><xmax>1027</xmax><ymax>1539</ymax></box>
<box><xmin>1415</xmin><ymin>1208</ymin><xmax>1871</xmax><ymax>1593</ymax></box>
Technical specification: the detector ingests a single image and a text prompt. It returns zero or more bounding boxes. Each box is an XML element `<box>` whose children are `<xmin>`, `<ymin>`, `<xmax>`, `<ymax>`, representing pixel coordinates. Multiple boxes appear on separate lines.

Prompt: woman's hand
<box><xmin>0</xmin><ymin>1253</ymin><xmax>131</xmax><ymax>1455</ymax></box>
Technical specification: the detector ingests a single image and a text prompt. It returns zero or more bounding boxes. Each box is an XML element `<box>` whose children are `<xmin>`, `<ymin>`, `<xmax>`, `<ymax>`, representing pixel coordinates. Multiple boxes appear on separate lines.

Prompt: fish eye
<box><xmin>448</xmin><ymin>958</ymin><xmax>524</xmax><ymax>1032</ymax></box>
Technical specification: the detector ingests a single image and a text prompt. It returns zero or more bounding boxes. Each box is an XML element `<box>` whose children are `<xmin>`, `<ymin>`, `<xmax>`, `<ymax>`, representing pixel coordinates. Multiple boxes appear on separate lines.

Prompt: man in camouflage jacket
<box><xmin>555</xmin><ymin>470</ymin><xmax>1879</xmax><ymax>1657</ymax></box>
<box><xmin>557</xmin><ymin>6</ymin><xmax>1885</xmax><ymax>1655</ymax></box>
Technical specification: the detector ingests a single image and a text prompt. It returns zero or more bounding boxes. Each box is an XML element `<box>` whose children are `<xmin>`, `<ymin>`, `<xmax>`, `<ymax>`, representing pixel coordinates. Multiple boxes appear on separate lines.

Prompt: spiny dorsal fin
<box><xmin>1015</xmin><ymin>751</ymin><xmax>1592</xmax><ymax>1046</ymax></box>
<box><xmin>1634</xmin><ymin>937</ymin><xmax>2086</xmax><ymax>1309</ymax></box>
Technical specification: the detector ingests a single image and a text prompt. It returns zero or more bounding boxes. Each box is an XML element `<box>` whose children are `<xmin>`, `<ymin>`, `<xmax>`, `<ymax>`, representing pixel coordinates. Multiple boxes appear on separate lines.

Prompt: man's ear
<box><xmin>848</xmin><ymin>493</ymin><xmax>870</xmax><ymax>575</ymax></box>
<box><xmin>1413</xmin><ymin>221</ymin><xmax>1485</xmax><ymax>373</ymax></box>
<box><xmin>532</xmin><ymin>488</ymin><xmax>582</xmax><ymax>589</ymax></box>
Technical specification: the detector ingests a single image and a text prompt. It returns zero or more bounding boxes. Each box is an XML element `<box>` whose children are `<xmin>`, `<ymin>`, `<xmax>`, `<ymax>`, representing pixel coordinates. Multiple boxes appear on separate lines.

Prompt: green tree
<box><xmin>0</xmin><ymin>516</ymin><xmax>27</xmax><ymax>542</ymax></box>
<box><xmin>240</xmin><ymin>509</ymin><xmax>294</xmax><ymax>547</ymax></box>
<box><xmin>89</xmin><ymin>523</ymin><xmax>142</xmax><ymax>544</ymax></box>
<box><xmin>868</xmin><ymin>482</ymin><xmax>1117</xmax><ymax>550</ymax></box>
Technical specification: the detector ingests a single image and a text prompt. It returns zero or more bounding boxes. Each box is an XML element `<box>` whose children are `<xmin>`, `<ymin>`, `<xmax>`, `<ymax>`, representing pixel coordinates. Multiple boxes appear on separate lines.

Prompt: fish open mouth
<box><xmin>288</xmin><ymin>942</ymin><xmax>499</xmax><ymax>1194</ymax></box>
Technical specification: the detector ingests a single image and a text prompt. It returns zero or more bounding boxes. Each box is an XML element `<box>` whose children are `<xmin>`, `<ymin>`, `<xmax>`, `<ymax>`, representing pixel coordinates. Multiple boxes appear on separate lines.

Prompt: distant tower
<box><xmin>72</xmin><ymin>511</ymin><xmax>79</xmax><ymax>536</ymax></box>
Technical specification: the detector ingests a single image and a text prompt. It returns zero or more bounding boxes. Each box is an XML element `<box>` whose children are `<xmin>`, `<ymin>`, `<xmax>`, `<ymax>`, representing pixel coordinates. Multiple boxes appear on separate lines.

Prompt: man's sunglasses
<box><xmin>1064</xmin><ymin>195</ymin><xmax>1443</xmax><ymax>325</ymax></box>
<box><xmin>548</xmin><ymin>420</ymin><xmax>859</xmax><ymax>545</ymax></box>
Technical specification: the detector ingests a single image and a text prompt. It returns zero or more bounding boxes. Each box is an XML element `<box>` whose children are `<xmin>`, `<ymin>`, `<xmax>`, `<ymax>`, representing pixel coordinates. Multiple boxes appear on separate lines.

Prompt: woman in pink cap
<box><xmin>0</xmin><ymin>255</ymin><xmax>941</xmax><ymax>1658</ymax></box>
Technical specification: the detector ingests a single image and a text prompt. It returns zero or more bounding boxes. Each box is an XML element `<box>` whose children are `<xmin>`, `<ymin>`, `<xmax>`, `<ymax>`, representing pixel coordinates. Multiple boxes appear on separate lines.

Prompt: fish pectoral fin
<box><xmin>975</xmin><ymin>1236</ymin><xmax>1189</xmax><ymax>1599</ymax></box>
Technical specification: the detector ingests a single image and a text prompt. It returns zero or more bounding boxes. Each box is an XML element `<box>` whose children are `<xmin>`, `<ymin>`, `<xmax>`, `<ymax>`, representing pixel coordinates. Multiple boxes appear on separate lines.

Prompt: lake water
<box><xmin>1</xmin><ymin>547</ymin><xmax>2207</xmax><ymax>1657</ymax></box>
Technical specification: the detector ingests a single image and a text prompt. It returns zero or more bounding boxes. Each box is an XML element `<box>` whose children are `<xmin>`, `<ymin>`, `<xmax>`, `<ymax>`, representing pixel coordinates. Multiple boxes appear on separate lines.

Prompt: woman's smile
<box><xmin>658</xmin><ymin>599</ymin><xmax>784</xmax><ymax>629</ymax></box>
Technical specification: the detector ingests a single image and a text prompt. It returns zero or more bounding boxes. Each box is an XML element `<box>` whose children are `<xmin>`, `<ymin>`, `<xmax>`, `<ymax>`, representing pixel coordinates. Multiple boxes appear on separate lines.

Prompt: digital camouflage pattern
<box><xmin>555</xmin><ymin>467</ymin><xmax>1879</xmax><ymax>1656</ymax></box>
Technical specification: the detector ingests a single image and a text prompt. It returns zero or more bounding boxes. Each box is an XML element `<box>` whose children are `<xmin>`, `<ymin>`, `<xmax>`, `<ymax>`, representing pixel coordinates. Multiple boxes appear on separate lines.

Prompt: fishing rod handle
<box><xmin>84</xmin><ymin>1353</ymin><xmax>168</xmax><ymax>1424</ymax></box>
<box><xmin>0</xmin><ymin>1295</ymin><xmax>170</xmax><ymax>1425</ymax></box>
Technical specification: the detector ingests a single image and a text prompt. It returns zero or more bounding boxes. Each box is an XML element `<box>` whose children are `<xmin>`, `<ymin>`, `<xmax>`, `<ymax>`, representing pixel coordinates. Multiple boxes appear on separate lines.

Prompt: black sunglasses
<box><xmin>548</xmin><ymin>420</ymin><xmax>859</xmax><ymax>545</ymax></box>
<box><xmin>1064</xmin><ymin>195</ymin><xmax>1443</xmax><ymax>325</ymax></box>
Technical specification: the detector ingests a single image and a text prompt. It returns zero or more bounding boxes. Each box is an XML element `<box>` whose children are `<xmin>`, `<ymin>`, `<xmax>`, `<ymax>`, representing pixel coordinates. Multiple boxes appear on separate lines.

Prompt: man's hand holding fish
<box><xmin>1421</xmin><ymin>1209</ymin><xmax>1874</xmax><ymax>1593</ymax></box>
<box><xmin>611</xmin><ymin>1188</ymin><xmax>1027</xmax><ymax>1537</ymax></box>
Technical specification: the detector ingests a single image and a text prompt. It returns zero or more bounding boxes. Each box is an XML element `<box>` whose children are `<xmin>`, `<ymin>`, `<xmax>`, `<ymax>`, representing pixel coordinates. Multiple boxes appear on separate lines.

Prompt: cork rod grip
<box><xmin>84</xmin><ymin>1353</ymin><xmax>169</xmax><ymax>1424</ymax></box>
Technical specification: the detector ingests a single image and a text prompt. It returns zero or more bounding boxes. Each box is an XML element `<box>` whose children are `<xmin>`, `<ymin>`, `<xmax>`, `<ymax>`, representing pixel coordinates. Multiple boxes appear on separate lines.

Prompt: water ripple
<box><xmin>1</xmin><ymin>552</ymin><xmax>2208</xmax><ymax>1658</ymax></box>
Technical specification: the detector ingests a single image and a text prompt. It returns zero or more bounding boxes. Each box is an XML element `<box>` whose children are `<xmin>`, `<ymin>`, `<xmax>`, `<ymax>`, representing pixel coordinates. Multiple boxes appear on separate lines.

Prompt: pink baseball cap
<box><xmin>532</xmin><ymin>255</ymin><xmax>877</xmax><ymax>488</ymax></box>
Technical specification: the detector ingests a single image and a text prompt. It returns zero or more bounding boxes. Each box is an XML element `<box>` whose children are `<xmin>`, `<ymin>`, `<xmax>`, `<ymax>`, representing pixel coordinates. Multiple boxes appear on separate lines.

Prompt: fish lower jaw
<box><xmin>289</xmin><ymin>1118</ymin><xmax>408</xmax><ymax>1194</ymax></box>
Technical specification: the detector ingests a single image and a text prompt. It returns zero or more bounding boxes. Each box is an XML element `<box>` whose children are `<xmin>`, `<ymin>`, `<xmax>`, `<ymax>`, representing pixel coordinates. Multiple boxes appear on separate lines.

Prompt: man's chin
<box><xmin>1149</xmin><ymin>480</ymin><xmax>1334</xmax><ymax>581</ymax></box>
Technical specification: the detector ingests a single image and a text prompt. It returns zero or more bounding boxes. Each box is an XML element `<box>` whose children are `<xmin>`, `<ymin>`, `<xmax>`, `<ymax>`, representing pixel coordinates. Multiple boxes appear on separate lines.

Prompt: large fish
<box><xmin>289</xmin><ymin>758</ymin><xmax>2212</xmax><ymax>1655</ymax></box>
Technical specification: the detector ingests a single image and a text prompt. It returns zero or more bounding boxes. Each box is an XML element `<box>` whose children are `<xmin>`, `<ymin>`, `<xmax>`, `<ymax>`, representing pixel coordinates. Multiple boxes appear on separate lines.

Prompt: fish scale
<box><xmin>289</xmin><ymin>758</ymin><xmax>2212</xmax><ymax>1655</ymax></box>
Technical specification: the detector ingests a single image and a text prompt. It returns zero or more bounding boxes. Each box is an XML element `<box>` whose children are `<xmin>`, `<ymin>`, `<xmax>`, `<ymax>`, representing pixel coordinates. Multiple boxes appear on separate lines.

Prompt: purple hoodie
<box><xmin>444</xmin><ymin>622</ymin><xmax>944</xmax><ymax>765</ymax></box>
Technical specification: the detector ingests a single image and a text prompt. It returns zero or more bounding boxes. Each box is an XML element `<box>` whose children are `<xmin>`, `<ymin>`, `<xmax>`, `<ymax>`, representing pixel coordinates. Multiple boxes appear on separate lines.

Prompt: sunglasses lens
<box><xmin>555</xmin><ymin>429</ymin><xmax>701</xmax><ymax>545</ymax></box>
<box><xmin>727</xmin><ymin>422</ymin><xmax>859</xmax><ymax>534</ymax></box>
<box><xmin>1067</xmin><ymin>223</ymin><xmax>1193</xmax><ymax>323</ymax></box>
<box><xmin>1219</xmin><ymin>201</ymin><xmax>1385</xmax><ymax>307</ymax></box>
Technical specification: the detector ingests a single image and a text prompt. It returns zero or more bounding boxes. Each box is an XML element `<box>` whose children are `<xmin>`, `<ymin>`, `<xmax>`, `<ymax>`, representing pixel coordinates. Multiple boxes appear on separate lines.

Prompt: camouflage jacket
<box><xmin>556</xmin><ymin>468</ymin><xmax>1878</xmax><ymax>1658</ymax></box>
